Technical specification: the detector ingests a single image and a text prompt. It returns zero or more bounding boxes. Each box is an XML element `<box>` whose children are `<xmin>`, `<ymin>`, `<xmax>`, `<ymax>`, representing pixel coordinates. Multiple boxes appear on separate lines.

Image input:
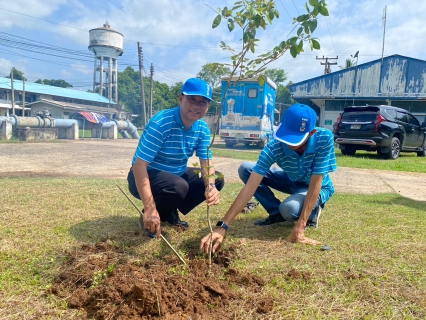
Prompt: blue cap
<box><xmin>181</xmin><ymin>78</ymin><xmax>214</xmax><ymax>101</ymax></box>
<box><xmin>273</xmin><ymin>104</ymin><xmax>316</xmax><ymax>146</ymax></box>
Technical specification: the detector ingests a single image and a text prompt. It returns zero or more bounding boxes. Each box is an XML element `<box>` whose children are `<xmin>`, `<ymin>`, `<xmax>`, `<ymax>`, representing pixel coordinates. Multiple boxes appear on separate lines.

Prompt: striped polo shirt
<box><xmin>132</xmin><ymin>106</ymin><xmax>212</xmax><ymax>176</ymax></box>
<box><xmin>253</xmin><ymin>127</ymin><xmax>337</xmax><ymax>203</ymax></box>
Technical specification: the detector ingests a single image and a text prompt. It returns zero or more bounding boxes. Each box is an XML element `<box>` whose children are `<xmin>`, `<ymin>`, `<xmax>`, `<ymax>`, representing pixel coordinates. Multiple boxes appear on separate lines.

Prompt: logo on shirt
<box><xmin>300</xmin><ymin>117</ymin><xmax>308</xmax><ymax>132</ymax></box>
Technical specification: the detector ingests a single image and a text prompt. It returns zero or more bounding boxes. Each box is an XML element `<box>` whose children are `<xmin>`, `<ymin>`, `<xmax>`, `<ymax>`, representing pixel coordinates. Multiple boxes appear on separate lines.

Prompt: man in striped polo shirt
<box><xmin>201</xmin><ymin>104</ymin><xmax>337</xmax><ymax>253</ymax></box>
<box><xmin>128</xmin><ymin>78</ymin><xmax>224</xmax><ymax>239</ymax></box>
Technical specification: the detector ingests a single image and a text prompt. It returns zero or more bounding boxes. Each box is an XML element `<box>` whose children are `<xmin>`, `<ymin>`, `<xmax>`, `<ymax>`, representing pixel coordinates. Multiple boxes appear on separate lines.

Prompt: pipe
<box><xmin>0</xmin><ymin>116</ymin><xmax>140</xmax><ymax>139</ymax></box>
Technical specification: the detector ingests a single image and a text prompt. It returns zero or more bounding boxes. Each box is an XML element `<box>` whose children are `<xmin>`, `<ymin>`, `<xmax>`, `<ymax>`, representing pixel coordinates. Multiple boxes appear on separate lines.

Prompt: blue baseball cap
<box><xmin>273</xmin><ymin>103</ymin><xmax>316</xmax><ymax>146</ymax></box>
<box><xmin>181</xmin><ymin>78</ymin><xmax>214</xmax><ymax>101</ymax></box>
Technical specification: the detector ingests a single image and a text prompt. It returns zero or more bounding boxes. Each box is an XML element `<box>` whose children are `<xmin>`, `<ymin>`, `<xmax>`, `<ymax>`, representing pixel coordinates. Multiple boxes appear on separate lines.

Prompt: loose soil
<box><xmin>49</xmin><ymin>241</ymin><xmax>275</xmax><ymax>319</ymax></box>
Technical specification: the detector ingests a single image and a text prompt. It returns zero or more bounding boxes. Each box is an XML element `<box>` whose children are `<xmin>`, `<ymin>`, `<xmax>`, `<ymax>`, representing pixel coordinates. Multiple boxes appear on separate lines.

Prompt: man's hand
<box><xmin>200</xmin><ymin>228</ymin><xmax>226</xmax><ymax>254</ymax></box>
<box><xmin>204</xmin><ymin>185</ymin><xmax>220</xmax><ymax>206</ymax></box>
<box><xmin>286</xmin><ymin>225</ymin><xmax>321</xmax><ymax>246</ymax></box>
<box><xmin>143</xmin><ymin>207</ymin><xmax>161</xmax><ymax>238</ymax></box>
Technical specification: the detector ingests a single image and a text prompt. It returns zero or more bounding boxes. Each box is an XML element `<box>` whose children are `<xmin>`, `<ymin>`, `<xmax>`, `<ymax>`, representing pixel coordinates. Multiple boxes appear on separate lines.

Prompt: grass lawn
<box><xmin>1</xmin><ymin>178</ymin><xmax>425</xmax><ymax>318</ymax></box>
<box><xmin>210</xmin><ymin>143</ymin><xmax>426</xmax><ymax>173</ymax></box>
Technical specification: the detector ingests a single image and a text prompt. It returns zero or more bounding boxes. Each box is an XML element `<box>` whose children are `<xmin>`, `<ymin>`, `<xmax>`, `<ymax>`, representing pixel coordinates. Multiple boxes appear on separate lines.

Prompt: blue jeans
<box><xmin>238</xmin><ymin>162</ymin><xmax>322</xmax><ymax>222</ymax></box>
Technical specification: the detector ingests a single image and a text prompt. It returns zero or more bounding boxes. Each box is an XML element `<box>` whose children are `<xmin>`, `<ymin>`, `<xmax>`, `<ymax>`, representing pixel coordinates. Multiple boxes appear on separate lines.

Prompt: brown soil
<box><xmin>49</xmin><ymin>241</ymin><xmax>273</xmax><ymax>319</ymax></box>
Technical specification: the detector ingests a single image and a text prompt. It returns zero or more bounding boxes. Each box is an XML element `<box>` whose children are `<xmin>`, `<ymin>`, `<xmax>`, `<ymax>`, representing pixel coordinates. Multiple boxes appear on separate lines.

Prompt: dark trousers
<box><xmin>127</xmin><ymin>167</ymin><xmax>225</xmax><ymax>222</ymax></box>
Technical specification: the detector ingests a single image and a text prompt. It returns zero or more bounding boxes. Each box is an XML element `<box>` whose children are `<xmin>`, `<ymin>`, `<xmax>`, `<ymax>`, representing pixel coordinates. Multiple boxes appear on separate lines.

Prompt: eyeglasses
<box><xmin>186</xmin><ymin>96</ymin><xmax>210</xmax><ymax>108</ymax></box>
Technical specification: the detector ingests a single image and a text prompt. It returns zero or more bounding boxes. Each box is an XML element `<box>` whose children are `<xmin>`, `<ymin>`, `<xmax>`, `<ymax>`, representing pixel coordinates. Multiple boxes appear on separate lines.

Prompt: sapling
<box><xmin>201</xmin><ymin>0</ymin><xmax>329</xmax><ymax>265</ymax></box>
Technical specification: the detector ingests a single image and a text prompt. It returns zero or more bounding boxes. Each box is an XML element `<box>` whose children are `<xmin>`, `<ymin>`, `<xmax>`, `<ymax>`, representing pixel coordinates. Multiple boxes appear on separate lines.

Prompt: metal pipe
<box><xmin>0</xmin><ymin>116</ymin><xmax>140</xmax><ymax>139</ymax></box>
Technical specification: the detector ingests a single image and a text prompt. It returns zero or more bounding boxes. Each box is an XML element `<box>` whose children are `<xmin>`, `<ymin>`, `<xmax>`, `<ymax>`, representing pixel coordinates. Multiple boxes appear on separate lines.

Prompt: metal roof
<box><xmin>26</xmin><ymin>99</ymin><xmax>118</xmax><ymax>114</ymax></box>
<box><xmin>0</xmin><ymin>77</ymin><xmax>115</xmax><ymax>104</ymax></box>
<box><xmin>290</xmin><ymin>55</ymin><xmax>426</xmax><ymax>100</ymax></box>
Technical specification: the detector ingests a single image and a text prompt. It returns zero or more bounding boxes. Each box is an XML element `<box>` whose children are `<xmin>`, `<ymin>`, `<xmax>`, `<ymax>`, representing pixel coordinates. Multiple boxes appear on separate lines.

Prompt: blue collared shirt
<box><xmin>253</xmin><ymin>127</ymin><xmax>337</xmax><ymax>203</ymax></box>
<box><xmin>132</xmin><ymin>106</ymin><xmax>212</xmax><ymax>176</ymax></box>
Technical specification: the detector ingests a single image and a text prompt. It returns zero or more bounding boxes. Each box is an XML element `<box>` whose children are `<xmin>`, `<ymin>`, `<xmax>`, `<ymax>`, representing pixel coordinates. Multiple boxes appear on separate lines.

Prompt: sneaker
<box><xmin>306</xmin><ymin>206</ymin><xmax>322</xmax><ymax>229</ymax></box>
<box><xmin>139</xmin><ymin>214</ymin><xmax>157</xmax><ymax>238</ymax></box>
<box><xmin>166</xmin><ymin>210</ymin><xmax>189</xmax><ymax>228</ymax></box>
<box><xmin>254</xmin><ymin>214</ymin><xmax>285</xmax><ymax>226</ymax></box>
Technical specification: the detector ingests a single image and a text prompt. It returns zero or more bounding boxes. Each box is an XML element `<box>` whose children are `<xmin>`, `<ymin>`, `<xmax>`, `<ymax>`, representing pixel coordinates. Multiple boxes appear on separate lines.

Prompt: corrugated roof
<box><xmin>26</xmin><ymin>99</ymin><xmax>118</xmax><ymax>113</ymax></box>
<box><xmin>0</xmin><ymin>77</ymin><xmax>115</xmax><ymax>104</ymax></box>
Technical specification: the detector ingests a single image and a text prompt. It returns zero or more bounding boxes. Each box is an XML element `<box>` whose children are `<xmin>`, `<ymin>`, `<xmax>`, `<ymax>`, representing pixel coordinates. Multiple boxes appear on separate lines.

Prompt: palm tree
<box><xmin>339</xmin><ymin>58</ymin><xmax>355</xmax><ymax>70</ymax></box>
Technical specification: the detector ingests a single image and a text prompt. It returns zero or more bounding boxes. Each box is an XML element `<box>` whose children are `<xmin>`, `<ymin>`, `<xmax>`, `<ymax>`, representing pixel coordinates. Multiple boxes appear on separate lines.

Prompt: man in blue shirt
<box><xmin>200</xmin><ymin>104</ymin><xmax>337</xmax><ymax>252</ymax></box>
<box><xmin>128</xmin><ymin>78</ymin><xmax>224</xmax><ymax>238</ymax></box>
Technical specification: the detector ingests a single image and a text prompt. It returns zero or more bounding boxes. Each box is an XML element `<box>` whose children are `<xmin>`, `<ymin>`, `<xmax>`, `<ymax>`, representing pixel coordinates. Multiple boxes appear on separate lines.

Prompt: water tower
<box><xmin>88</xmin><ymin>21</ymin><xmax>123</xmax><ymax>102</ymax></box>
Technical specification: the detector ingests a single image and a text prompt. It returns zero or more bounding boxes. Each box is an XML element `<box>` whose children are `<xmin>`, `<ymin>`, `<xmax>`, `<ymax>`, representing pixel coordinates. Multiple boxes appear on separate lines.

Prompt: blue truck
<box><xmin>219</xmin><ymin>76</ymin><xmax>277</xmax><ymax>148</ymax></box>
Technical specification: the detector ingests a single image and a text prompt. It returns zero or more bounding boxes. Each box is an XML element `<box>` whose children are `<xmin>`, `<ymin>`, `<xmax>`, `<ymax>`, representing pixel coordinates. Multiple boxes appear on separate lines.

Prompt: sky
<box><xmin>0</xmin><ymin>0</ymin><xmax>425</xmax><ymax>91</ymax></box>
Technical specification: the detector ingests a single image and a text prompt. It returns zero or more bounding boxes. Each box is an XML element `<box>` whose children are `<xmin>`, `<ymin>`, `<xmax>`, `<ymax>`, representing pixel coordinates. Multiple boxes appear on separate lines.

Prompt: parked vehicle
<box><xmin>334</xmin><ymin>105</ymin><xmax>426</xmax><ymax>159</ymax></box>
<box><xmin>219</xmin><ymin>76</ymin><xmax>277</xmax><ymax>148</ymax></box>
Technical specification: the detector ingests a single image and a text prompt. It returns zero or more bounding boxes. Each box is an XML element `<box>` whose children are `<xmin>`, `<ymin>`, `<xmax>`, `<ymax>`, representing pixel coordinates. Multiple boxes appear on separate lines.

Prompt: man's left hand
<box><xmin>205</xmin><ymin>185</ymin><xmax>220</xmax><ymax>206</ymax></box>
<box><xmin>286</xmin><ymin>225</ymin><xmax>321</xmax><ymax>246</ymax></box>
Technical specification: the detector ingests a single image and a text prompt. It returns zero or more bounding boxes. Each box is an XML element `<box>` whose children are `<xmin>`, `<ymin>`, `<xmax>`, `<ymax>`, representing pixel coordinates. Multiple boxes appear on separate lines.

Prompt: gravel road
<box><xmin>1</xmin><ymin>139</ymin><xmax>425</xmax><ymax>202</ymax></box>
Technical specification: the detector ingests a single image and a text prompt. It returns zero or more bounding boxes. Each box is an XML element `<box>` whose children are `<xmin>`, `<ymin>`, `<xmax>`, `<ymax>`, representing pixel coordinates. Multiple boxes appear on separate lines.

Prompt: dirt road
<box><xmin>1</xmin><ymin>139</ymin><xmax>425</xmax><ymax>201</ymax></box>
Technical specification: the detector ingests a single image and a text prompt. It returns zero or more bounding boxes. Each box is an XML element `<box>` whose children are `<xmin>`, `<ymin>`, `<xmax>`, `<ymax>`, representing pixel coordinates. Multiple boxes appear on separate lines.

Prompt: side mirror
<box><xmin>421</xmin><ymin>121</ymin><xmax>426</xmax><ymax>128</ymax></box>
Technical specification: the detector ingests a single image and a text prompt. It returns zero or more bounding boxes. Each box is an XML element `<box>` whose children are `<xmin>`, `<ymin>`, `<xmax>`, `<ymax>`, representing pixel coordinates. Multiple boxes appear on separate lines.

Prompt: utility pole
<box><xmin>381</xmin><ymin>5</ymin><xmax>387</xmax><ymax>66</ymax></box>
<box><xmin>316</xmin><ymin>56</ymin><xmax>338</xmax><ymax>74</ymax></box>
<box><xmin>137</xmin><ymin>42</ymin><xmax>147</xmax><ymax>127</ymax></box>
<box><xmin>10</xmin><ymin>68</ymin><xmax>15</xmax><ymax>115</ymax></box>
<box><xmin>149</xmin><ymin>63</ymin><xmax>154</xmax><ymax>121</ymax></box>
<box><xmin>22</xmin><ymin>79</ymin><xmax>25</xmax><ymax>117</ymax></box>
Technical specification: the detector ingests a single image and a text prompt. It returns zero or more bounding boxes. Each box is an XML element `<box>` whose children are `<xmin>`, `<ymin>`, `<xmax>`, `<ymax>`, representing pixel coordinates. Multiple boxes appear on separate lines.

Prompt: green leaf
<box><xmin>298</xmin><ymin>40</ymin><xmax>304</xmax><ymax>51</ymax></box>
<box><xmin>258</xmin><ymin>75</ymin><xmax>265</xmax><ymax>86</ymax></box>
<box><xmin>250</xmin><ymin>42</ymin><xmax>255</xmax><ymax>53</ymax></box>
<box><xmin>296</xmin><ymin>14</ymin><xmax>310</xmax><ymax>22</ymax></box>
<box><xmin>297</xmin><ymin>27</ymin><xmax>303</xmax><ymax>36</ymax></box>
<box><xmin>243</xmin><ymin>32</ymin><xmax>249</xmax><ymax>43</ymax></box>
<box><xmin>309</xmin><ymin>0</ymin><xmax>319</xmax><ymax>5</ymax></box>
<box><xmin>268</xmin><ymin>9</ymin><xmax>275</xmax><ymax>21</ymax></box>
<box><xmin>212</xmin><ymin>15</ymin><xmax>222</xmax><ymax>28</ymax></box>
<box><xmin>260</xmin><ymin>18</ymin><xmax>266</xmax><ymax>29</ymax></box>
<box><xmin>227</xmin><ymin>18</ymin><xmax>235</xmax><ymax>32</ymax></box>
<box><xmin>310</xmin><ymin>19</ymin><xmax>318</xmax><ymax>33</ymax></box>
<box><xmin>312</xmin><ymin>39</ymin><xmax>320</xmax><ymax>49</ymax></box>
<box><xmin>221</xmin><ymin>6</ymin><xmax>228</xmax><ymax>16</ymax></box>
<box><xmin>304</xmin><ymin>26</ymin><xmax>310</xmax><ymax>34</ymax></box>
<box><xmin>305</xmin><ymin>3</ymin><xmax>310</xmax><ymax>13</ymax></box>
<box><xmin>254</xmin><ymin>15</ymin><xmax>261</xmax><ymax>28</ymax></box>
<box><xmin>320</xmin><ymin>6</ymin><xmax>329</xmax><ymax>16</ymax></box>
<box><xmin>290</xmin><ymin>44</ymin><xmax>298</xmax><ymax>58</ymax></box>
<box><xmin>275</xmin><ymin>9</ymin><xmax>280</xmax><ymax>18</ymax></box>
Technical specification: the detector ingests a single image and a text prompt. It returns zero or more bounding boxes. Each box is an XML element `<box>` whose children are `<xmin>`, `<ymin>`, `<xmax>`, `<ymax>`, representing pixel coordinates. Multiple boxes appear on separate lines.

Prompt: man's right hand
<box><xmin>200</xmin><ymin>228</ymin><xmax>226</xmax><ymax>254</ymax></box>
<box><xmin>143</xmin><ymin>207</ymin><xmax>161</xmax><ymax>238</ymax></box>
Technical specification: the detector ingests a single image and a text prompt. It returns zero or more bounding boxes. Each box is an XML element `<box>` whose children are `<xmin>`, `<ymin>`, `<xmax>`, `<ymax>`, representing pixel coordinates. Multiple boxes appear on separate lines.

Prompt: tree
<box><xmin>6</xmin><ymin>67</ymin><xmax>27</xmax><ymax>81</ymax></box>
<box><xmin>35</xmin><ymin>79</ymin><xmax>73</xmax><ymax>88</ymax></box>
<box><xmin>262</xmin><ymin>68</ymin><xmax>288</xmax><ymax>85</ymax></box>
<box><xmin>197</xmin><ymin>63</ymin><xmax>231</xmax><ymax>88</ymax></box>
<box><xmin>339</xmin><ymin>58</ymin><xmax>355</xmax><ymax>70</ymax></box>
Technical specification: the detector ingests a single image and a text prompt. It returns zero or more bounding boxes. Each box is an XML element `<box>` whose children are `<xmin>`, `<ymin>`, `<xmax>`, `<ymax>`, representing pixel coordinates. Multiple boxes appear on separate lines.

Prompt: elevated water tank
<box><xmin>88</xmin><ymin>21</ymin><xmax>124</xmax><ymax>102</ymax></box>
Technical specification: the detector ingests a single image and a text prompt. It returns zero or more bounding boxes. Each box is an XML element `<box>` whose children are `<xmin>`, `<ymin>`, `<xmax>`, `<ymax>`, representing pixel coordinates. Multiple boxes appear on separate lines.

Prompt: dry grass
<box><xmin>0</xmin><ymin>178</ymin><xmax>425</xmax><ymax>319</ymax></box>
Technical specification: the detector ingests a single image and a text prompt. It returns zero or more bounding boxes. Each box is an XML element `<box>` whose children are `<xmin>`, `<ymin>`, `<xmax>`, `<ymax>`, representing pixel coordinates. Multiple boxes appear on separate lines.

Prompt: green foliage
<box><xmin>211</xmin><ymin>0</ymin><xmax>328</xmax><ymax>78</ymax></box>
<box><xmin>339</xmin><ymin>58</ymin><xmax>356</xmax><ymax>70</ymax></box>
<box><xmin>117</xmin><ymin>66</ymin><xmax>182</xmax><ymax>126</ymax></box>
<box><xmin>35</xmin><ymin>79</ymin><xmax>73</xmax><ymax>88</ymax></box>
<box><xmin>261</xmin><ymin>68</ymin><xmax>288</xmax><ymax>85</ymax></box>
<box><xmin>6</xmin><ymin>67</ymin><xmax>27</xmax><ymax>81</ymax></box>
<box><xmin>197</xmin><ymin>63</ymin><xmax>231</xmax><ymax>88</ymax></box>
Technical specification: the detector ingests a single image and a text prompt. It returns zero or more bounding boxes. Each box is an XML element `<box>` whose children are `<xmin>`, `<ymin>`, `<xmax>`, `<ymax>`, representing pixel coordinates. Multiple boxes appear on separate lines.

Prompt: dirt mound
<box><xmin>49</xmin><ymin>241</ymin><xmax>274</xmax><ymax>319</ymax></box>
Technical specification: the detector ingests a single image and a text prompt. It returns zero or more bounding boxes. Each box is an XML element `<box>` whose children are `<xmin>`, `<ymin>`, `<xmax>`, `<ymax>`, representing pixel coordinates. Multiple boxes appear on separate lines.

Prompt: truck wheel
<box><xmin>257</xmin><ymin>136</ymin><xmax>268</xmax><ymax>148</ymax></box>
<box><xmin>417</xmin><ymin>141</ymin><xmax>426</xmax><ymax>157</ymax></box>
<box><xmin>341</xmin><ymin>145</ymin><xmax>356</xmax><ymax>156</ymax></box>
<box><xmin>225</xmin><ymin>141</ymin><xmax>235</xmax><ymax>148</ymax></box>
<box><xmin>384</xmin><ymin>137</ymin><xmax>400</xmax><ymax>160</ymax></box>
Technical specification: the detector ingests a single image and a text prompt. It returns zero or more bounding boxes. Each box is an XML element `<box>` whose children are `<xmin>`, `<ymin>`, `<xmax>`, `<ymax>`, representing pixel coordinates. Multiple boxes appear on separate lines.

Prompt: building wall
<box><xmin>31</xmin><ymin>103</ymin><xmax>64</xmax><ymax>118</ymax></box>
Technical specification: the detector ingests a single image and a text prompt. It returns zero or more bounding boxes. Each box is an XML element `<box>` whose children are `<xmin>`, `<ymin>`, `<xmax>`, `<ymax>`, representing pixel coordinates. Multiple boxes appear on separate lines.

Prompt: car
<box><xmin>333</xmin><ymin>105</ymin><xmax>426</xmax><ymax>160</ymax></box>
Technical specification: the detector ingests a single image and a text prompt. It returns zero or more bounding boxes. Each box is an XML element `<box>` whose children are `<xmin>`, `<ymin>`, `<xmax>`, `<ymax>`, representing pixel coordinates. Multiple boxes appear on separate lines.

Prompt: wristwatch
<box><xmin>216</xmin><ymin>221</ymin><xmax>229</xmax><ymax>231</ymax></box>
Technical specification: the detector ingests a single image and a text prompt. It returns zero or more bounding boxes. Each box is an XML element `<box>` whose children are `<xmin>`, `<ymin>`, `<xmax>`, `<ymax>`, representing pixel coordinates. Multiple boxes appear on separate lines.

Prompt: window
<box><xmin>248</xmin><ymin>88</ymin><xmax>258</xmax><ymax>98</ymax></box>
<box><xmin>396</xmin><ymin>111</ymin><xmax>409</xmax><ymax>123</ymax></box>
